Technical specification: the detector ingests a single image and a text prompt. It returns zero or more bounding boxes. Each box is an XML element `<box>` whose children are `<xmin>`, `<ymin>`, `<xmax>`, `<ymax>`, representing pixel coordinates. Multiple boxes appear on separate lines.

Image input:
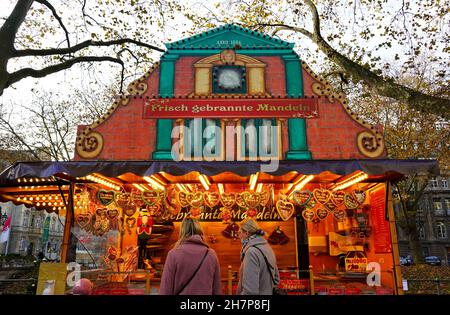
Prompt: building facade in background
<box><xmin>397</xmin><ymin>175</ymin><xmax>450</xmax><ymax>264</ymax></box>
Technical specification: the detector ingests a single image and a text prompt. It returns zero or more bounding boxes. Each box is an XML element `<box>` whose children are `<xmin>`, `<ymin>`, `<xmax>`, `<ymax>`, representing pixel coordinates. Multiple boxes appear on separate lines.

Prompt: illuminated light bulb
<box><xmin>42</xmin><ymin>202</ymin><xmax>46</xmax><ymax>206</ymax></box>
<box><xmin>53</xmin><ymin>207</ymin><xmax>56</xmax><ymax>211</ymax></box>
<box><xmin>36</xmin><ymin>202</ymin><xmax>40</xmax><ymax>206</ymax></box>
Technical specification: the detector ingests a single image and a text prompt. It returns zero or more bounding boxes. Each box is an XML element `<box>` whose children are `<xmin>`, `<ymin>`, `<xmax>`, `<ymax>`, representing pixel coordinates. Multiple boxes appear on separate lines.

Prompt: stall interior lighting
<box><xmin>176</xmin><ymin>183</ymin><xmax>189</xmax><ymax>193</ymax></box>
<box><xmin>249</xmin><ymin>173</ymin><xmax>259</xmax><ymax>191</ymax></box>
<box><xmin>86</xmin><ymin>174</ymin><xmax>121</xmax><ymax>191</ymax></box>
<box><xmin>218</xmin><ymin>183</ymin><xmax>225</xmax><ymax>194</ymax></box>
<box><xmin>332</xmin><ymin>171</ymin><xmax>369</xmax><ymax>191</ymax></box>
<box><xmin>256</xmin><ymin>183</ymin><xmax>264</xmax><ymax>193</ymax></box>
<box><xmin>132</xmin><ymin>184</ymin><xmax>147</xmax><ymax>192</ymax></box>
<box><xmin>143</xmin><ymin>176</ymin><xmax>165</xmax><ymax>190</ymax></box>
<box><xmin>198</xmin><ymin>174</ymin><xmax>211</xmax><ymax>191</ymax></box>
<box><xmin>288</xmin><ymin>175</ymin><xmax>314</xmax><ymax>197</ymax></box>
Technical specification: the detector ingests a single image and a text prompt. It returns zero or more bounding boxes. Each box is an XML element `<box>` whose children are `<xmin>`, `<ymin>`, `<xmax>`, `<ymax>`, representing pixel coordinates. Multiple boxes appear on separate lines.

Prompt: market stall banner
<box><xmin>168</xmin><ymin>205</ymin><xmax>283</xmax><ymax>222</ymax></box>
<box><xmin>143</xmin><ymin>98</ymin><xmax>319</xmax><ymax>118</ymax></box>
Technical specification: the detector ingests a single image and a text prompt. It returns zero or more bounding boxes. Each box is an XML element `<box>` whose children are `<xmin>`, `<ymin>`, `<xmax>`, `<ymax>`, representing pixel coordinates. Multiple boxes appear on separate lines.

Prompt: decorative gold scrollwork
<box><xmin>76</xmin><ymin>131</ymin><xmax>104</xmax><ymax>159</ymax></box>
<box><xmin>357</xmin><ymin>131</ymin><xmax>385</xmax><ymax>158</ymax></box>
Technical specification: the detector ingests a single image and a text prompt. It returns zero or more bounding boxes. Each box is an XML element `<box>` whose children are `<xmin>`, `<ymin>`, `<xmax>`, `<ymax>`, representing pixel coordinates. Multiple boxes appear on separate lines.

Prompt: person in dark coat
<box><xmin>159</xmin><ymin>217</ymin><xmax>222</xmax><ymax>295</ymax></box>
<box><xmin>237</xmin><ymin>218</ymin><xmax>279</xmax><ymax>295</ymax></box>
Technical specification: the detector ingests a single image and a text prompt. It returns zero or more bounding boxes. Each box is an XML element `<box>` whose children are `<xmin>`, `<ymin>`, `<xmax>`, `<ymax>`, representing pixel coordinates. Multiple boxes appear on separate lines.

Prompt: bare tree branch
<box><xmin>35</xmin><ymin>0</ymin><xmax>71</xmax><ymax>48</ymax></box>
<box><xmin>14</xmin><ymin>38</ymin><xmax>165</xmax><ymax>57</ymax></box>
<box><xmin>6</xmin><ymin>55</ymin><xmax>124</xmax><ymax>89</ymax></box>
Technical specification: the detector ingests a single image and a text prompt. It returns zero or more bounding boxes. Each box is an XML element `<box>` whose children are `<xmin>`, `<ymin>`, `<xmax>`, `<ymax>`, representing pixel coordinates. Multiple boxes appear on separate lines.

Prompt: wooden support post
<box><xmin>60</xmin><ymin>183</ymin><xmax>74</xmax><ymax>263</ymax></box>
<box><xmin>145</xmin><ymin>270</ymin><xmax>151</xmax><ymax>295</ymax></box>
<box><xmin>386</xmin><ymin>182</ymin><xmax>404</xmax><ymax>295</ymax></box>
<box><xmin>309</xmin><ymin>265</ymin><xmax>315</xmax><ymax>295</ymax></box>
<box><xmin>227</xmin><ymin>265</ymin><xmax>232</xmax><ymax>295</ymax></box>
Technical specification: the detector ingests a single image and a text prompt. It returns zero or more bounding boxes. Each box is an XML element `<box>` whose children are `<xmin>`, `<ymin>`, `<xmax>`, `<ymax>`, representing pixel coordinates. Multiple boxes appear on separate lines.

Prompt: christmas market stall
<box><xmin>0</xmin><ymin>159</ymin><xmax>438</xmax><ymax>294</ymax></box>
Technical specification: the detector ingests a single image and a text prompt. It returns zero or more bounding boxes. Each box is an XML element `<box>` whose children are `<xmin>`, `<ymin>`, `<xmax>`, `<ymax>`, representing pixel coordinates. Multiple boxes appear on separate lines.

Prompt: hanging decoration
<box><xmin>235</xmin><ymin>193</ymin><xmax>246</xmax><ymax>208</ymax></box>
<box><xmin>268</xmin><ymin>226</ymin><xmax>290</xmax><ymax>245</ymax></box>
<box><xmin>137</xmin><ymin>209</ymin><xmax>153</xmax><ymax>235</ymax></box>
<box><xmin>220</xmin><ymin>192</ymin><xmax>236</xmax><ymax>208</ymax></box>
<box><xmin>189</xmin><ymin>207</ymin><xmax>203</xmax><ymax>218</ymax></box>
<box><xmin>131</xmin><ymin>191</ymin><xmax>144</xmax><ymax>208</ymax></box>
<box><xmin>141</xmin><ymin>189</ymin><xmax>162</xmax><ymax>206</ymax></box>
<box><xmin>259</xmin><ymin>189</ymin><xmax>270</xmax><ymax>207</ymax></box>
<box><xmin>165</xmin><ymin>187</ymin><xmax>181</xmax><ymax>216</ymax></box>
<box><xmin>125</xmin><ymin>217</ymin><xmax>136</xmax><ymax>235</ymax></box>
<box><xmin>333</xmin><ymin>209</ymin><xmax>346</xmax><ymax>222</ymax></box>
<box><xmin>313</xmin><ymin>188</ymin><xmax>331</xmax><ymax>205</ymax></box>
<box><xmin>187</xmin><ymin>192</ymin><xmax>204</xmax><ymax>208</ymax></box>
<box><xmin>292</xmin><ymin>189</ymin><xmax>312</xmax><ymax>206</ymax></box>
<box><xmin>177</xmin><ymin>191</ymin><xmax>190</xmax><ymax>207</ymax></box>
<box><xmin>275</xmin><ymin>199</ymin><xmax>295</xmax><ymax>221</ymax></box>
<box><xmin>242</xmin><ymin>191</ymin><xmax>261</xmax><ymax>208</ymax></box>
<box><xmin>302</xmin><ymin>208</ymin><xmax>316</xmax><ymax>222</ymax></box>
<box><xmin>204</xmin><ymin>192</ymin><xmax>220</xmax><ymax>208</ymax></box>
<box><xmin>75</xmin><ymin>188</ymin><xmax>93</xmax><ymax>230</ymax></box>
<box><xmin>92</xmin><ymin>208</ymin><xmax>111</xmax><ymax>236</ymax></box>
<box><xmin>97</xmin><ymin>189</ymin><xmax>115</xmax><ymax>206</ymax></box>
<box><xmin>316</xmin><ymin>207</ymin><xmax>329</xmax><ymax>220</ymax></box>
<box><xmin>76</xmin><ymin>213</ymin><xmax>91</xmax><ymax>229</ymax></box>
<box><xmin>344</xmin><ymin>192</ymin><xmax>360</xmax><ymax>210</ymax></box>
<box><xmin>331</xmin><ymin>190</ymin><xmax>345</xmax><ymax>207</ymax></box>
<box><xmin>324</xmin><ymin>201</ymin><xmax>338</xmax><ymax>213</ymax></box>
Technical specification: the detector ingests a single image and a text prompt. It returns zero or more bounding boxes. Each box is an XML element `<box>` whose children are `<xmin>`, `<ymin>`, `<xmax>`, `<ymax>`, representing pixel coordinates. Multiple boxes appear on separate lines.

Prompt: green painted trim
<box><xmin>166</xmin><ymin>24</ymin><xmax>294</xmax><ymax>49</ymax></box>
<box><xmin>284</xmin><ymin>55</ymin><xmax>311</xmax><ymax>160</ymax></box>
<box><xmin>152</xmin><ymin>119</ymin><xmax>173</xmax><ymax>160</ymax></box>
<box><xmin>162</xmin><ymin>49</ymin><xmax>295</xmax><ymax>56</ymax></box>
<box><xmin>153</xmin><ymin>56</ymin><xmax>178</xmax><ymax>160</ymax></box>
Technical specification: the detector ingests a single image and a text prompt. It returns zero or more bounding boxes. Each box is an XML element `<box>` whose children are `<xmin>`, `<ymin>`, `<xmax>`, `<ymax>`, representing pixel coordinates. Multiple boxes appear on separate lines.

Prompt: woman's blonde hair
<box><xmin>239</xmin><ymin>217</ymin><xmax>264</xmax><ymax>236</ymax></box>
<box><xmin>174</xmin><ymin>216</ymin><xmax>204</xmax><ymax>248</ymax></box>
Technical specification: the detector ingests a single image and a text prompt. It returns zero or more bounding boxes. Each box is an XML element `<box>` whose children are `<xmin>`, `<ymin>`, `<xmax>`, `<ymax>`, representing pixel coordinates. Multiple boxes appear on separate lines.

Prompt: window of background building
<box><xmin>22</xmin><ymin>211</ymin><xmax>29</xmax><ymax>227</ymax></box>
<box><xmin>422</xmin><ymin>247</ymin><xmax>430</xmax><ymax>257</ymax></box>
<box><xmin>436</xmin><ymin>222</ymin><xmax>447</xmax><ymax>239</ymax></box>
<box><xmin>51</xmin><ymin>217</ymin><xmax>56</xmax><ymax>231</ymax></box>
<box><xmin>19</xmin><ymin>236</ymin><xmax>26</xmax><ymax>251</ymax></box>
<box><xmin>418</xmin><ymin>224</ymin><xmax>425</xmax><ymax>239</ymax></box>
<box><xmin>445</xmin><ymin>199</ymin><xmax>450</xmax><ymax>214</ymax></box>
<box><xmin>430</xmin><ymin>177</ymin><xmax>438</xmax><ymax>188</ymax></box>
<box><xmin>35</xmin><ymin>216</ymin><xmax>42</xmax><ymax>229</ymax></box>
<box><xmin>433</xmin><ymin>199</ymin><xmax>443</xmax><ymax>212</ymax></box>
<box><xmin>442</xmin><ymin>178</ymin><xmax>448</xmax><ymax>189</ymax></box>
<box><xmin>30</xmin><ymin>215</ymin><xmax>35</xmax><ymax>228</ymax></box>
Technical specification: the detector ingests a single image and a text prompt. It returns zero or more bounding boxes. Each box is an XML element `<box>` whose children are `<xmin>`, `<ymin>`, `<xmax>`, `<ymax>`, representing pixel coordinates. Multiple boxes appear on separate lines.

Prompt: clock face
<box><xmin>217</xmin><ymin>68</ymin><xmax>242</xmax><ymax>89</ymax></box>
<box><xmin>213</xmin><ymin>66</ymin><xmax>246</xmax><ymax>93</ymax></box>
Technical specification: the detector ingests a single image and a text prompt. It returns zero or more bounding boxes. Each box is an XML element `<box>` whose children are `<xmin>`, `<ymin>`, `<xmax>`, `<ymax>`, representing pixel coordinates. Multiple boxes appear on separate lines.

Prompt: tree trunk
<box><xmin>408</xmin><ymin>224</ymin><xmax>425</xmax><ymax>264</ymax></box>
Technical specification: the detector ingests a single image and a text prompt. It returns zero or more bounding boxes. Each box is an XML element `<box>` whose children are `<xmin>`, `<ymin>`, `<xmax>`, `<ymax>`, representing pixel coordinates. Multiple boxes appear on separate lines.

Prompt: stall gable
<box><xmin>74</xmin><ymin>24</ymin><xmax>385</xmax><ymax>161</ymax></box>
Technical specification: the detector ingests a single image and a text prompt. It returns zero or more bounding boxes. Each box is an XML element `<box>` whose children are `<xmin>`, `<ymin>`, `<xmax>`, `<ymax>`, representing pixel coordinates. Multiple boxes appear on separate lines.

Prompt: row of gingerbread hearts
<box><xmin>97</xmin><ymin>189</ymin><xmax>165</xmax><ymax>207</ymax></box>
<box><xmin>292</xmin><ymin>189</ymin><xmax>366</xmax><ymax>210</ymax></box>
<box><xmin>177</xmin><ymin>190</ymin><xmax>271</xmax><ymax>209</ymax></box>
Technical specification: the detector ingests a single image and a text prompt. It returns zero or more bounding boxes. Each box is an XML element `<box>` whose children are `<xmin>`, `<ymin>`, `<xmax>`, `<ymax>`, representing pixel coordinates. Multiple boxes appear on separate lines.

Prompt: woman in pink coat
<box><xmin>159</xmin><ymin>217</ymin><xmax>222</xmax><ymax>295</ymax></box>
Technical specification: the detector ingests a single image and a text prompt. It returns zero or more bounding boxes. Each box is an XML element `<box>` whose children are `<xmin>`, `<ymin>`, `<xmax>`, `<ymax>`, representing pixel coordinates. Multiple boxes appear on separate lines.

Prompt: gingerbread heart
<box><xmin>97</xmin><ymin>190</ymin><xmax>115</xmax><ymax>206</ymax></box>
<box><xmin>147</xmin><ymin>204</ymin><xmax>161</xmax><ymax>216</ymax></box>
<box><xmin>76</xmin><ymin>213</ymin><xmax>91</xmax><ymax>229</ymax></box>
<box><xmin>306</xmin><ymin>199</ymin><xmax>316</xmax><ymax>209</ymax></box>
<box><xmin>204</xmin><ymin>192</ymin><xmax>220</xmax><ymax>208</ymax></box>
<box><xmin>276</xmin><ymin>200</ymin><xmax>295</xmax><ymax>221</ymax></box>
<box><xmin>302</xmin><ymin>209</ymin><xmax>316</xmax><ymax>222</ymax></box>
<box><xmin>124</xmin><ymin>205</ymin><xmax>136</xmax><ymax>217</ymax></box>
<box><xmin>141</xmin><ymin>189</ymin><xmax>160</xmax><ymax>206</ymax></box>
<box><xmin>352</xmin><ymin>189</ymin><xmax>366</xmax><ymax>205</ymax></box>
<box><xmin>177</xmin><ymin>191</ymin><xmax>189</xmax><ymax>207</ymax></box>
<box><xmin>313</xmin><ymin>188</ymin><xmax>331</xmax><ymax>205</ymax></box>
<box><xmin>187</xmin><ymin>192</ymin><xmax>204</xmax><ymax>208</ymax></box>
<box><xmin>344</xmin><ymin>193</ymin><xmax>359</xmax><ymax>210</ymax></box>
<box><xmin>115</xmin><ymin>192</ymin><xmax>131</xmax><ymax>208</ymax></box>
<box><xmin>259</xmin><ymin>190</ymin><xmax>270</xmax><ymax>206</ymax></box>
<box><xmin>293</xmin><ymin>190</ymin><xmax>312</xmax><ymax>206</ymax></box>
<box><xmin>220</xmin><ymin>192</ymin><xmax>236</xmax><ymax>208</ymax></box>
<box><xmin>333</xmin><ymin>209</ymin><xmax>346</xmax><ymax>221</ymax></box>
<box><xmin>106</xmin><ymin>209</ymin><xmax>119</xmax><ymax>220</ymax></box>
<box><xmin>324</xmin><ymin>201</ymin><xmax>338</xmax><ymax>213</ymax></box>
<box><xmin>316</xmin><ymin>208</ymin><xmax>329</xmax><ymax>220</ymax></box>
<box><xmin>125</xmin><ymin>217</ymin><xmax>136</xmax><ymax>228</ymax></box>
<box><xmin>236</xmin><ymin>193</ymin><xmax>246</xmax><ymax>208</ymax></box>
<box><xmin>331</xmin><ymin>190</ymin><xmax>346</xmax><ymax>207</ymax></box>
<box><xmin>242</xmin><ymin>191</ymin><xmax>261</xmax><ymax>209</ymax></box>
<box><xmin>96</xmin><ymin>208</ymin><xmax>106</xmax><ymax>216</ymax></box>
<box><xmin>130</xmin><ymin>192</ymin><xmax>144</xmax><ymax>207</ymax></box>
